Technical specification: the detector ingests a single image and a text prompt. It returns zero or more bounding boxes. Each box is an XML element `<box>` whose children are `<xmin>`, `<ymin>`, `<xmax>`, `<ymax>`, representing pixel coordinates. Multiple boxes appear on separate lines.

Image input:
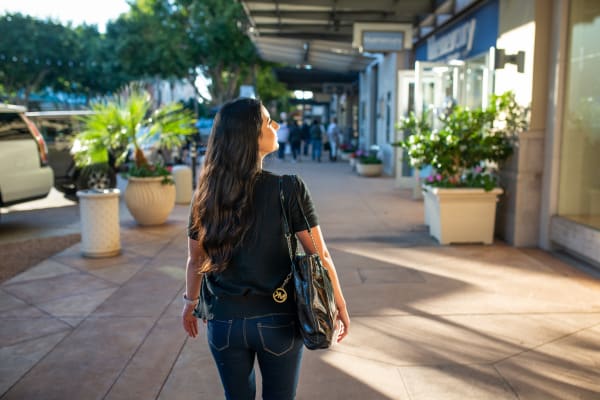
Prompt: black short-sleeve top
<box><xmin>187</xmin><ymin>171</ymin><xmax>319</xmax><ymax>319</ymax></box>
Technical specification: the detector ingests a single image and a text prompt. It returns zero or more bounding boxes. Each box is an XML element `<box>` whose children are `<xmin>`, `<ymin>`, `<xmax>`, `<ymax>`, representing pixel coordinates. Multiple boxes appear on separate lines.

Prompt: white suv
<box><xmin>0</xmin><ymin>104</ymin><xmax>53</xmax><ymax>207</ymax></box>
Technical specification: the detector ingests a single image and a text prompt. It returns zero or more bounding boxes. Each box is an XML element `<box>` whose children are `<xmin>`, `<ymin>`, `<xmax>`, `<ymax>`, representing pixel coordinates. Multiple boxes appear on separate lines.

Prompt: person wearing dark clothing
<box><xmin>301</xmin><ymin>120</ymin><xmax>311</xmax><ymax>156</ymax></box>
<box><xmin>183</xmin><ymin>98</ymin><xmax>350</xmax><ymax>400</ymax></box>
<box><xmin>309</xmin><ymin>119</ymin><xmax>323</xmax><ymax>162</ymax></box>
<box><xmin>289</xmin><ymin>120</ymin><xmax>302</xmax><ymax>162</ymax></box>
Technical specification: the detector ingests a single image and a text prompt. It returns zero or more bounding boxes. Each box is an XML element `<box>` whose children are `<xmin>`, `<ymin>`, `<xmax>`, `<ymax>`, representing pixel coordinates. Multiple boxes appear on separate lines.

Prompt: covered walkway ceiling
<box><xmin>241</xmin><ymin>0</ymin><xmax>436</xmax><ymax>84</ymax></box>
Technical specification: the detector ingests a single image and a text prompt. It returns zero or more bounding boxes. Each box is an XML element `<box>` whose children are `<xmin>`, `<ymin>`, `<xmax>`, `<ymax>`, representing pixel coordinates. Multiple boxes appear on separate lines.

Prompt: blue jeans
<box><xmin>207</xmin><ymin>313</ymin><xmax>304</xmax><ymax>400</ymax></box>
<box><xmin>277</xmin><ymin>142</ymin><xmax>286</xmax><ymax>159</ymax></box>
<box><xmin>311</xmin><ymin>139</ymin><xmax>322</xmax><ymax>161</ymax></box>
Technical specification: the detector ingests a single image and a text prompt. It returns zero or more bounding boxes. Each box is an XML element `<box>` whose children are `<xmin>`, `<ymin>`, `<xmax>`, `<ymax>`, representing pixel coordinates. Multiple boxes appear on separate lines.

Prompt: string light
<box><xmin>0</xmin><ymin>53</ymin><xmax>120</xmax><ymax>69</ymax></box>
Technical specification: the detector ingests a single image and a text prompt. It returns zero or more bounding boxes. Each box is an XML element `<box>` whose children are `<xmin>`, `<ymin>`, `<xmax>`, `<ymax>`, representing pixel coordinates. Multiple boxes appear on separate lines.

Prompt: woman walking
<box><xmin>182</xmin><ymin>98</ymin><xmax>350</xmax><ymax>400</ymax></box>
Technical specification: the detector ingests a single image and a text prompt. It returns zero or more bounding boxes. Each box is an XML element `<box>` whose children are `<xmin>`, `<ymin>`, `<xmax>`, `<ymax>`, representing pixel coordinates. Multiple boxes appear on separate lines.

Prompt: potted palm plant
<box><xmin>395</xmin><ymin>91</ymin><xmax>528</xmax><ymax>244</ymax></box>
<box><xmin>74</xmin><ymin>89</ymin><xmax>196</xmax><ymax>225</ymax></box>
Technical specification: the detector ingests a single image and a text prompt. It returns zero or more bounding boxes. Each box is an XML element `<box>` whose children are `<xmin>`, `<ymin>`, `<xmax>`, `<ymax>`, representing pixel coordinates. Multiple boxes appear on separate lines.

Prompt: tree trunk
<box><xmin>134</xmin><ymin>147</ymin><xmax>150</xmax><ymax>169</ymax></box>
<box><xmin>225</xmin><ymin>66</ymin><xmax>240</xmax><ymax>101</ymax></box>
<box><xmin>209</xmin><ymin>63</ymin><xmax>224</xmax><ymax>105</ymax></box>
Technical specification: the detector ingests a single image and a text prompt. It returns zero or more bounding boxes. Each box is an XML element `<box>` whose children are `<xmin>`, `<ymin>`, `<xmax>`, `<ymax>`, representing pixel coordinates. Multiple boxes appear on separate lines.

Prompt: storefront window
<box><xmin>558</xmin><ymin>0</ymin><xmax>600</xmax><ymax>229</ymax></box>
<box><xmin>463</xmin><ymin>56</ymin><xmax>486</xmax><ymax>109</ymax></box>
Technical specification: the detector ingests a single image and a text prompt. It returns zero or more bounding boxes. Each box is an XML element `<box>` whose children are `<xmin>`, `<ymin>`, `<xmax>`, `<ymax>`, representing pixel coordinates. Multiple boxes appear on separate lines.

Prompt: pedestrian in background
<box><xmin>327</xmin><ymin>117</ymin><xmax>340</xmax><ymax>162</ymax></box>
<box><xmin>183</xmin><ymin>98</ymin><xmax>350</xmax><ymax>399</ymax></box>
<box><xmin>310</xmin><ymin>119</ymin><xmax>323</xmax><ymax>162</ymax></box>
<box><xmin>289</xmin><ymin>119</ymin><xmax>302</xmax><ymax>162</ymax></box>
<box><xmin>301</xmin><ymin>119</ymin><xmax>311</xmax><ymax>156</ymax></box>
<box><xmin>277</xmin><ymin>119</ymin><xmax>289</xmax><ymax>160</ymax></box>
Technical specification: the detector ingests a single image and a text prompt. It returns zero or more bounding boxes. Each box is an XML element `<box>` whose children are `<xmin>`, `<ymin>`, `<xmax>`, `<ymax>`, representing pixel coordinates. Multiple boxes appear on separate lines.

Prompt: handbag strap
<box><xmin>279</xmin><ymin>175</ymin><xmax>319</xmax><ymax>255</ymax></box>
<box><xmin>278</xmin><ymin>176</ymin><xmax>294</xmax><ymax>262</ymax></box>
<box><xmin>276</xmin><ymin>175</ymin><xmax>320</xmax><ymax>293</ymax></box>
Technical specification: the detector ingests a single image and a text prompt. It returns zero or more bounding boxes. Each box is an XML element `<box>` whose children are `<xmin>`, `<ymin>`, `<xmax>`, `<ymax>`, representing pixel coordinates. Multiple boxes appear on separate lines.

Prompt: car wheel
<box><xmin>77</xmin><ymin>164</ymin><xmax>117</xmax><ymax>191</ymax></box>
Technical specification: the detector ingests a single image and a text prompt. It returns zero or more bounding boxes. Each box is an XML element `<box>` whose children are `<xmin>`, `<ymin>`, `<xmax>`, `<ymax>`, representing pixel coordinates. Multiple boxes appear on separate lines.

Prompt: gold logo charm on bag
<box><xmin>273</xmin><ymin>271</ymin><xmax>293</xmax><ymax>303</ymax></box>
<box><xmin>273</xmin><ymin>287</ymin><xmax>287</xmax><ymax>303</ymax></box>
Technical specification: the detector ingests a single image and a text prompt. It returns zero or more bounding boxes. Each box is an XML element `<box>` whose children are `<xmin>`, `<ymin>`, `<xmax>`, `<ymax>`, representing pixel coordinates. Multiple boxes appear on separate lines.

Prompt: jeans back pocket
<box><xmin>257</xmin><ymin>321</ymin><xmax>296</xmax><ymax>356</ymax></box>
<box><xmin>207</xmin><ymin>319</ymin><xmax>232</xmax><ymax>351</ymax></box>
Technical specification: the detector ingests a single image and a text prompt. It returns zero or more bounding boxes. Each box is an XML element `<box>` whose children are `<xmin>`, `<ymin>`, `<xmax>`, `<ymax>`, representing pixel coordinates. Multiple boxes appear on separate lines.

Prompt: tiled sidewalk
<box><xmin>1</xmin><ymin>159</ymin><xmax>600</xmax><ymax>399</ymax></box>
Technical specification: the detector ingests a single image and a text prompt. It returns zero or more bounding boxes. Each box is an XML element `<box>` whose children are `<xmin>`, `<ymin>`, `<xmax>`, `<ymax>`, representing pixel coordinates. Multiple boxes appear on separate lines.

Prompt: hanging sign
<box><xmin>415</xmin><ymin>0</ymin><xmax>499</xmax><ymax>62</ymax></box>
<box><xmin>426</xmin><ymin>20</ymin><xmax>476</xmax><ymax>61</ymax></box>
<box><xmin>362</xmin><ymin>31</ymin><xmax>405</xmax><ymax>52</ymax></box>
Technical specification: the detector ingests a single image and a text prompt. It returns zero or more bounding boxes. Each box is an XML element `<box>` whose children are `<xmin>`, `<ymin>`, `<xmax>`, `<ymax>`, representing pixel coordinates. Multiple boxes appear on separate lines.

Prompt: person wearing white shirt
<box><xmin>277</xmin><ymin>121</ymin><xmax>290</xmax><ymax>160</ymax></box>
<box><xmin>326</xmin><ymin>118</ymin><xmax>340</xmax><ymax>162</ymax></box>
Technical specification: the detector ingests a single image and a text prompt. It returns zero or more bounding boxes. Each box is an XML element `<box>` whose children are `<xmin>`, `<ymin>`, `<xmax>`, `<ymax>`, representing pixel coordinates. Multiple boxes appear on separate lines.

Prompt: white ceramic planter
<box><xmin>340</xmin><ymin>152</ymin><xmax>352</xmax><ymax>161</ymax></box>
<box><xmin>356</xmin><ymin>162</ymin><xmax>383</xmax><ymax>177</ymax></box>
<box><xmin>124</xmin><ymin>176</ymin><xmax>175</xmax><ymax>225</ymax></box>
<box><xmin>77</xmin><ymin>189</ymin><xmax>121</xmax><ymax>257</ymax></box>
<box><xmin>423</xmin><ymin>185</ymin><xmax>503</xmax><ymax>245</ymax></box>
<box><xmin>172</xmin><ymin>165</ymin><xmax>193</xmax><ymax>204</ymax></box>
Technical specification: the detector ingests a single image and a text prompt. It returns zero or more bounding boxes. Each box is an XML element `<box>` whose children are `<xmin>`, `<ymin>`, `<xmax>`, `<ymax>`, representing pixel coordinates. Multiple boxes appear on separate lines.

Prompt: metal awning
<box><xmin>241</xmin><ymin>0</ymin><xmax>436</xmax><ymax>75</ymax></box>
<box><xmin>252</xmin><ymin>36</ymin><xmax>374</xmax><ymax>73</ymax></box>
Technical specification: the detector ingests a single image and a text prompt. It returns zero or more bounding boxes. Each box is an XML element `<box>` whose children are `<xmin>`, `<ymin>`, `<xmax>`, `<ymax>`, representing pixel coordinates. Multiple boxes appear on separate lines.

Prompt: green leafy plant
<box><xmin>73</xmin><ymin>89</ymin><xmax>196</xmax><ymax>184</ymax></box>
<box><xmin>357</xmin><ymin>155</ymin><xmax>382</xmax><ymax>165</ymax></box>
<box><xmin>353</xmin><ymin>149</ymin><xmax>382</xmax><ymax>164</ymax></box>
<box><xmin>394</xmin><ymin>91</ymin><xmax>528</xmax><ymax>191</ymax></box>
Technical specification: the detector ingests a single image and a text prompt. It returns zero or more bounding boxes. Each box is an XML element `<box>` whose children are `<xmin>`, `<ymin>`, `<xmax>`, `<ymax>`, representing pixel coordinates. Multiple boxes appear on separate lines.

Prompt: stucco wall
<box><xmin>495</xmin><ymin>0</ymin><xmax>550</xmax><ymax>246</ymax></box>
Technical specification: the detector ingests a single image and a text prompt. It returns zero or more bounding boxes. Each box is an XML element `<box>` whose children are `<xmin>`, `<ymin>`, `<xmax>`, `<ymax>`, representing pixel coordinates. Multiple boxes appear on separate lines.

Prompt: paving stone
<box><xmin>2</xmin><ymin>259</ymin><xmax>78</xmax><ymax>285</ymax></box>
<box><xmin>157</xmin><ymin>332</ymin><xmax>223</xmax><ymax>400</ymax></box>
<box><xmin>52</xmin><ymin>251</ymin><xmax>150</xmax><ymax>285</ymax></box>
<box><xmin>92</xmin><ymin>267</ymin><xmax>183</xmax><ymax>318</ymax></box>
<box><xmin>398</xmin><ymin>364</ymin><xmax>516</xmax><ymax>400</ymax></box>
<box><xmin>0</xmin><ymin>303</ymin><xmax>46</xmax><ymax>319</ymax></box>
<box><xmin>0</xmin><ymin>316</ymin><xmax>71</xmax><ymax>347</ymax></box>
<box><xmin>104</xmin><ymin>316</ymin><xmax>187</xmax><ymax>400</ymax></box>
<box><xmin>0</xmin><ymin>331</ymin><xmax>69</xmax><ymax>395</ymax></box>
<box><xmin>57</xmin><ymin>317</ymin><xmax>85</xmax><ymax>328</ymax></box>
<box><xmin>334</xmin><ymin>314</ymin><xmax>600</xmax><ymax>368</ymax></box>
<box><xmin>164</xmin><ymin>285</ymin><xmax>186</xmax><ymax>318</ymax></box>
<box><xmin>497</xmin><ymin>323</ymin><xmax>600</xmax><ymax>397</ymax></box>
<box><xmin>79</xmin><ymin>258</ymin><xmax>147</xmax><ymax>285</ymax></box>
<box><xmin>0</xmin><ymin>289</ymin><xmax>28</xmax><ymax>312</ymax></box>
<box><xmin>1</xmin><ymin>317</ymin><xmax>155</xmax><ymax>400</ymax></box>
<box><xmin>37</xmin><ymin>287</ymin><xmax>118</xmax><ymax>318</ymax></box>
<box><xmin>298</xmin><ymin>349</ymin><xmax>410</xmax><ymax>399</ymax></box>
<box><xmin>2</xmin><ymin>272</ymin><xmax>115</xmax><ymax>304</ymax></box>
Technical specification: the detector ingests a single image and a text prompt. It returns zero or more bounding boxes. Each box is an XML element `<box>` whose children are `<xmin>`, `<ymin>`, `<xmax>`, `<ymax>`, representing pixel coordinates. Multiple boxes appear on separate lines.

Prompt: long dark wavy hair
<box><xmin>190</xmin><ymin>98</ymin><xmax>264</xmax><ymax>274</ymax></box>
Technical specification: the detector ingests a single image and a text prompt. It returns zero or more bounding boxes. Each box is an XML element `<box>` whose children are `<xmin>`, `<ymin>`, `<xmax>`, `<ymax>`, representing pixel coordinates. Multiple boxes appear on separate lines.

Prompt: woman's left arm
<box><xmin>296</xmin><ymin>226</ymin><xmax>350</xmax><ymax>343</ymax></box>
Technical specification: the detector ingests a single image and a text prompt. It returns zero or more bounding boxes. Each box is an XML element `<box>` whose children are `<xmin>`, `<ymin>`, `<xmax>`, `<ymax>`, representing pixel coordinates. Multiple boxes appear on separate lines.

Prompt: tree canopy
<box><xmin>112</xmin><ymin>0</ymin><xmax>260</xmax><ymax>105</ymax></box>
<box><xmin>0</xmin><ymin>13</ymin><xmax>128</xmax><ymax>104</ymax></box>
<box><xmin>0</xmin><ymin>3</ymin><xmax>289</xmax><ymax>107</ymax></box>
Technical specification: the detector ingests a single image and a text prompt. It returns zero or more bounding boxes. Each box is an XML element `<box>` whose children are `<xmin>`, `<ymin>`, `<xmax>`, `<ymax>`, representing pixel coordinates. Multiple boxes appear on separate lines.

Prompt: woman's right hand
<box><xmin>335</xmin><ymin>304</ymin><xmax>350</xmax><ymax>343</ymax></box>
<box><xmin>182</xmin><ymin>304</ymin><xmax>199</xmax><ymax>338</ymax></box>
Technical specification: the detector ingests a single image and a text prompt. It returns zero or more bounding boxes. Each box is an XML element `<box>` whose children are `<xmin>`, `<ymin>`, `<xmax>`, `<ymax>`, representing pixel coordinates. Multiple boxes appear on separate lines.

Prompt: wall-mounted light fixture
<box><xmin>495</xmin><ymin>48</ymin><xmax>525</xmax><ymax>73</ymax></box>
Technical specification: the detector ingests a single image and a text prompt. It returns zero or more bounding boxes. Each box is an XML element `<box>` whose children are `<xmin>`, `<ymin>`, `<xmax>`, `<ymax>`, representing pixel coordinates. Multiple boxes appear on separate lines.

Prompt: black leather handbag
<box><xmin>275</xmin><ymin>176</ymin><xmax>339</xmax><ymax>350</ymax></box>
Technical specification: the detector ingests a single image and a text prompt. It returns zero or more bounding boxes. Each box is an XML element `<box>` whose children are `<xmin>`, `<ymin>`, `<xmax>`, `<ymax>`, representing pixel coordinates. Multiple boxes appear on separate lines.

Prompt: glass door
<box><xmin>396</xmin><ymin>68</ymin><xmax>437</xmax><ymax>194</ymax></box>
<box><xmin>416</xmin><ymin>51</ymin><xmax>495</xmax><ymax>115</ymax></box>
<box><xmin>461</xmin><ymin>49</ymin><xmax>495</xmax><ymax>109</ymax></box>
<box><xmin>415</xmin><ymin>61</ymin><xmax>463</xmax><ymax>127</ymax></box>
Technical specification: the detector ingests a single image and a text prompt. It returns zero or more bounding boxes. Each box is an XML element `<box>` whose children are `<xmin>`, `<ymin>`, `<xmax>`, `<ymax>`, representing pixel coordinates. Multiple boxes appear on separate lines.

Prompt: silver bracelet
<box><xmin>183</xmin><ymin>293</ymin><xmax>200</xmax><ymax>306</ymax></box>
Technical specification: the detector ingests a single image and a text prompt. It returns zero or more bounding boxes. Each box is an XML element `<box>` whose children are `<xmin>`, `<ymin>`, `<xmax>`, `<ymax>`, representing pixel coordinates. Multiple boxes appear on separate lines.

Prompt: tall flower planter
<box><xmin>423</xmin><ymin>185</ymin><xmax>503</xmax><ymax>244</ymax></box>
<box><xmin>77</xmin><ymin>189</ymin><xmax>121</xmax><ymax>257</ymax></box>
<box><xmin>356</xmin><ymin>162</ymin><xmax>383</xmax><ymax>177</ymax></box>
<box><xmin>124</xmin><ymin>176</ymin><xmax>175</xmax><ymax>225</ymax></box>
